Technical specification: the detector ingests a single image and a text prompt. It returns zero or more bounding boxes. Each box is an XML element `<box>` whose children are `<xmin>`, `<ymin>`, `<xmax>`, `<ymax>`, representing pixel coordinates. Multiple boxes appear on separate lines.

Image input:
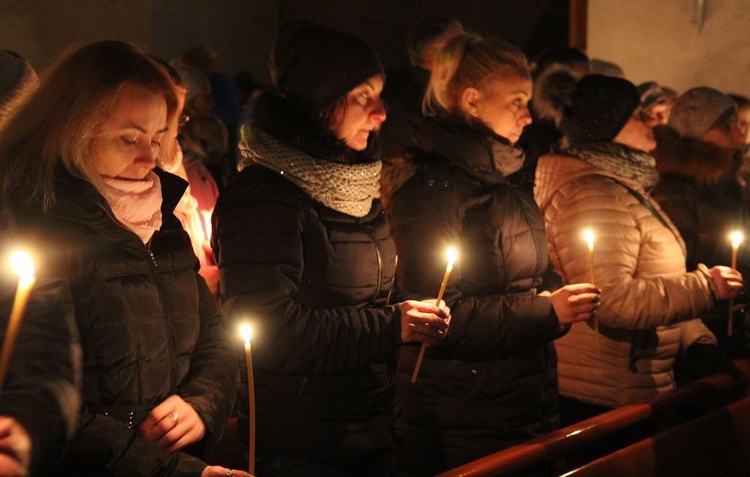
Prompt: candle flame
<box><xmin>200</xmin><ymin>210</ymin><xmax>213</xmax><ymax>241</ymax></box>
<box><xmin>446</xmin><ymin>247</ymin><xmax>458</xmax><ymax>266</ymax></box>
<box><xmin>583</xmin><ymin>229</ymin><xmax>595</xmax><ymax>250</ymax></box>
<box><xmin>9</xmin><ymin>251</ymin><xmax>34</xmax><ymax>279</ymax></box>
<box><xmin>240</xmin><ymin>324</ymin><xmax>252</xmax><ymax>344</ymax></box>
<box><xmin>730</xmin><ymin>231</ymin><xmax>744</xmax><ymax>248</ymax></box>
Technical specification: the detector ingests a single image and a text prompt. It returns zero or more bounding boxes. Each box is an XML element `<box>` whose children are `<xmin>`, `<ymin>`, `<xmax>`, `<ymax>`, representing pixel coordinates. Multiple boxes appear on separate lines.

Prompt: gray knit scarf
<box><xmin>239</xmin><ymin>128</ymin><xmax>381</xmax><ymax>218</ymax></box>
<box><xmin>558</xmin><ymin>140</ymin><xmax>659</xmax><ymax>188</ymax></box>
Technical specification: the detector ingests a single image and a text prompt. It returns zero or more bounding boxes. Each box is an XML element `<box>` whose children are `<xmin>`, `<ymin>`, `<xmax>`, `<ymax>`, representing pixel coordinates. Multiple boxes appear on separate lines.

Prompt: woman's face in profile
<box><xmin>613</xmin><ymin>113</ymin><xmax>656</xmax><ymax>153</ymax></box>
<box><xmin>330</xmin><ymin>74</ymin><xmax>386</xmax><ymax>151</ymax></box>
<box><xmin>470</xmin><ymin>74</ymin><xmax>533</xmax><ymax>145</ymax></box>
<box><xmin>90</xmin><ymin>82</ymin><xmax>169</xmax><ymax>180</ymax></box>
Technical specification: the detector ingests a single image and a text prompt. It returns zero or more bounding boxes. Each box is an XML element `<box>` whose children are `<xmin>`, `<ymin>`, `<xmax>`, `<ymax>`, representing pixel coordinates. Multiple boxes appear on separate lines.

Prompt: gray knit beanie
<box><xmin>170</xmin><ymin>62</ymin><xmax>210</xmax><ymax>103</ymax></box>
<box><xmin>668</xmin><ymin>87</ymin><xmax>737</xmax><ymax>140</ymax></box>
<box><xmin>0</xmin><ymin>49</ymin><xmax>38</xmax><ymax>127</ymax></box>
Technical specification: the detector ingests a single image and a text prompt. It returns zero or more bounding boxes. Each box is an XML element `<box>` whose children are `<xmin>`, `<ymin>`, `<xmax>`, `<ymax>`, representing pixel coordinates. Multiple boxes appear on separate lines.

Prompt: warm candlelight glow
<box><xmin>9</xmin><ymin>251</ymin><xmax>34</xmax><ymax>280</ymax></box>
<box><xmin>240</xmin><ymin>323</ymin><xmax>252</xmax><ymax>345</ymax></box>
<box><xmin>412</xmin><ymin>246</ymin><xmax>458</xmax><ymax>383</ymax></box>
<box><xmin>583</xmin><ymin>229</ymin><xmax>595</xmax><ymax>251</ymax></box>
<box><xmin>446</xmin><ymin>247</ymin><xmax>458</xmax><ymax>267</ymax></box>
<box><xmin>728</xmin><ymin>231</ymin><xmax>743</xmax><ymax>336</ymax></box>
<box><xmin>240</xmin><ymin>321</ymin><xmax>255</xmax><ymax>474</ymax></box>
<box><xmin>0</xmin><ymin>251</ymin><xmax>37</xmax><ymax>390</ymax></box>
<box><xmin>730</xmin><ymin>231</ymin><xmax>743</xmax><ymax>249</ymax></box>
<box><xmin>582</xmin><ymin>230</ymin><xmax>600</xmax><ymax>353</ymax></box>
<box><xmin>200</xmin><ymin>210</ymin><xmax>213</xmax><ymax>241</ymax></box>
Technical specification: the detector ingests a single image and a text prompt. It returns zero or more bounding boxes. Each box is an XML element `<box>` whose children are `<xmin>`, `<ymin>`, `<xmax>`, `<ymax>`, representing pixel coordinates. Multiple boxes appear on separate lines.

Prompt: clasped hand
<box><xmin>399</xmin><ymin>299</ymin><xmax>451</xmax><ymax>347</ymax></box>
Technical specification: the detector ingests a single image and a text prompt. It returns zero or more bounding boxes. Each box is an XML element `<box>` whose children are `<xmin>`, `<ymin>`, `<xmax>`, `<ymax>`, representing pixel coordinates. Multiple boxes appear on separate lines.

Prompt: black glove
<box><xmin>675</xmin><ymin>343</ymin><xmax>742</xmax><ymax>386</ymax></box>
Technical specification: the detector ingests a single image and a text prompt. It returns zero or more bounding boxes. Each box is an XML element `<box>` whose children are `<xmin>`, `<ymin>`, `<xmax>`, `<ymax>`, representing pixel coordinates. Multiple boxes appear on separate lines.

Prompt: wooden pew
<box><xmin>564</xmin><ymin>395</ymin><xmax>750</xmax><ymax>477</ymax></box>
<box><xmin>438</xmin><ymin>361</ymin><xmax>750</xmax><ymax>477</ymax></box>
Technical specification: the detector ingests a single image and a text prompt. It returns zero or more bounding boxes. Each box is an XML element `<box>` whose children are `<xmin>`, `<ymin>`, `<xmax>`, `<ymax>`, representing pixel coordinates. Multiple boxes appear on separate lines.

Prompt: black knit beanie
<box><xmin>272</xmin><ymin>22</ymin><xmax>384</xmax><ymax>114</ymax></box>
<box><xmin>561</xmin><ymin>74</ymin><xmax>640</xmax><ymax>144</ymax></box>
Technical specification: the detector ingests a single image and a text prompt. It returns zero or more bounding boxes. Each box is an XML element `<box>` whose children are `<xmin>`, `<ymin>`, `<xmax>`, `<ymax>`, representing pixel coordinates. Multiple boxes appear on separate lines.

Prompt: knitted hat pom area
<box><xmin>560</xmin><ymin>74</ymin><xmax>641</xmax><ymax>145</ymax></box>
<box><xmin>272</xmin><ymin>21</ymin><xmax>384</xmax><ymax>115</ymax></box>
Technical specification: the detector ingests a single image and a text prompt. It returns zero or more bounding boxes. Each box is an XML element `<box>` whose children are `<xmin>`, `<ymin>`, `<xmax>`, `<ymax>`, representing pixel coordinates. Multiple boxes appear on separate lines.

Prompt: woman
<box><xmin>0</xmin><ymin>41</ymin><xmax>246</xmax><ymax>477</ymax></box>
<box><xmin>211</xmin><ymin>23</ymin><xmax>450</xmax><ymax>476</ymax></box>
<box><xmin>534</xmin><ymin>75</ymin><xmax>742</xmax><ymax>420</ymax></box>
<box><xmin>650</xmin><ymin>87</ymin><xmax>748</xmax><ymax>359</ymax></box>
<box><xmin>382</xmin><ymin>33</ymin><xmax>600</xmax><ymax>475</ymax></box>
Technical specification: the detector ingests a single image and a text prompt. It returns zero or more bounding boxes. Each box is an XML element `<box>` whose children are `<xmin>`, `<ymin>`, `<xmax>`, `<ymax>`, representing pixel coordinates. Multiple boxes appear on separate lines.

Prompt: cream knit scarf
<box><xmin>100</xmin><ymin>171</ymin><xmax>163</xmax><ymax>243</ymax></box>
<box><xmin>239</xmin><ymin>128</ymin><xmax>381</xmax><ymax>218</ymax></box>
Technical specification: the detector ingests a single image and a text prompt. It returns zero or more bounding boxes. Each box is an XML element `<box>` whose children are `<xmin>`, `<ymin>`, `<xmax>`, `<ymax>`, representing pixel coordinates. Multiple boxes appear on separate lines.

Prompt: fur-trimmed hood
<box><xmin>531</xmin><ymin>64</ymin><xmax>581</xmax><ymax>127</ymax></box>
<box><xmin>247</xmin><ymin>91</ymin><xmax>381</xmax><ymax>164</ymax></box>
<box><xmin>652</xmin><ymin>125</ymin><xmax>741</xmax><ymax>186</ymax></box>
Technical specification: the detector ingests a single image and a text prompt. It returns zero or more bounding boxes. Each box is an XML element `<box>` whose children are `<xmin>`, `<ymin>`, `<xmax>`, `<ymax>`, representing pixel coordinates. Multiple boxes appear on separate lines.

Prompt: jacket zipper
<box><xmin>93</xmin><ymin>199</ymin><xmax>176</xmax><ymax>390</ymax></box>
<box><xmin>364</xmin><ymin>228</ymin><xmax>384</xmax><ymax>304</ymax></box>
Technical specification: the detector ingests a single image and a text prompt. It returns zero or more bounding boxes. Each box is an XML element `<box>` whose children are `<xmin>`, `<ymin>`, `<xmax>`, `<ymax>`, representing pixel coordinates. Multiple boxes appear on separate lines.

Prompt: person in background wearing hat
<box><xmin>637</xmin><ymin>81</ymin><xmax>671</xmax><ymax>127</ymax></box>
<box><xmin>211</xmin><ymin>22</ymin><xmax>450</xmax><ymax>476</ymax></box>
<box><xmin>174</xmin><ymin>59</ymin><xmax>231</xmax><ymax>190</ymax></box>
<box><xmin>382</xmin><ymin>33</ymin><xmax>600</xmax><ymax>475</ymax></box>
<box><xmin>650</xmin><ymin>87</ymin><xmax>749</xmax><ymax>362</ymax></box>
<box><xmin>0</xmin><ymin>49</ymin><xmax>82</xmax><ymax>477</ymax></box>
<box><xmin>535</xmin><ymin>75</ymin><xmax>743</xmax><ymax>426</ymax></box>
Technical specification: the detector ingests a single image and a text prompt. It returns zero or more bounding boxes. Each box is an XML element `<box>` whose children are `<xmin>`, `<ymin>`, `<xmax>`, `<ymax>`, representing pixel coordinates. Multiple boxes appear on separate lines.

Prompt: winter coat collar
<box><xmin>51</xmin><ymin>166</ymin><xmax>187</xmax><ymax>220</ymax></box>
<box><xmin>250</xmin><ymin>92</ymin><xmax>381</xmax><ymax>165</ymax></box>
<box><xmin>652</xmin><ymin>125</ymin><xmax>741</xmax><ymax>186</ymax></box>
<box><xmin>412</xmin><ymin>115</ymin><xmax>525</xmax><ymax>184</ymax></box>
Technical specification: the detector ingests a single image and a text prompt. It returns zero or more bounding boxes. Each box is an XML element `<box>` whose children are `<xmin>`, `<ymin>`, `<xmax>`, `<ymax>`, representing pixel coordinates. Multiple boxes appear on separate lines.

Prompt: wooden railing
<box><xmin>438</xmin><ymin>361</ymin><xmax>750</xmax><ymax>477</ymax></box>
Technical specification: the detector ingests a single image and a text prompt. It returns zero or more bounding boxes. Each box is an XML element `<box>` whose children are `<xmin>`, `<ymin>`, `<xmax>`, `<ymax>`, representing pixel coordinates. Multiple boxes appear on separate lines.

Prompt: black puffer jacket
<box><xmin>383</xmin><ymin>116</ymin><xmax>564</xmax><ymax>475</ymax></box>
<box><xmin>0</xmin><ymin>207</ymin><xmax>81</xmax><ymax>477</ymax></box>
<box><xmin>13</xmin><ymin>169</ymin><xmax>237</xmax><ymax>476</ymax></box>
<box><xmin>212</xmin><ymin>94</ymin><xmax>400</xmax><ymax>466</ymax></box>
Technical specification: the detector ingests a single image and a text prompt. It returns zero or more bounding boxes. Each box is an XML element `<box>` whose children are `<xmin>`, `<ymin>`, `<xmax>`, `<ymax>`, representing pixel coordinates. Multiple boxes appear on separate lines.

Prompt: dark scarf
<box><xmin>414</xmin><ymin>115</ymin><xmax>526</xmax><ymax>183</ymax></box>
<box><xmin>557</xmin><ymin>140</ymin><xmax>659</xmax><ymax>188</ymax></box>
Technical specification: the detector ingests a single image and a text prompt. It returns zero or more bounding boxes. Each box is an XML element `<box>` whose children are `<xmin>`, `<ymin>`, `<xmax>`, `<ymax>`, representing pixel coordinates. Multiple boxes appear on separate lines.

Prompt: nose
<box><xmin>371</xmin><ymin>99</ymin><xmax>386</xmax><ymax>124</ymax></box>
<box><xmin>518</xmin><ymin>105</ymin><xmax>532</xmax><ymax>127</ymax></box>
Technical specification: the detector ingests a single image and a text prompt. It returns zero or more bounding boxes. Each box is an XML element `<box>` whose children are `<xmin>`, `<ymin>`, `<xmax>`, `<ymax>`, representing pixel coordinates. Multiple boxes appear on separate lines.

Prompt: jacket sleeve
<box><xmin>212</xmin><ymin>180</ymin><xmax>400</xmax><ymax>375</ymax></box>
<box><xmin>389</xmin><ymin>173</ymin><xmax>560</xmax><ymax>359</ymax></box>
<box><xmin>59</xmin><ymin>411</ymin><xmax>207</xmax><ymax>476</ymax></box>
<box><xmin>0</xmin><ymin>273</ymin><xmax>81</xmax><ymax>477</ymax></box>
<box><xmin>650</xmin><ymin>185</ymin><xmax>700</xmax><ymax>270</ymax></box>
<box><xmin>179</xmin><ymin>273</ymin><xmax>238</xmax><ymax>455</ymax></box>
<box><xmin>543</xmin><ymin>177</ymin><xmax>713</xmax><ymax>330</ymax></box>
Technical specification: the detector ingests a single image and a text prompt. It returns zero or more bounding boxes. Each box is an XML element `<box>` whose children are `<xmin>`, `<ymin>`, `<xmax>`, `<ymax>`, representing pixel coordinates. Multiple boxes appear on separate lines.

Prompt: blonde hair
<box><xmin>0</xmin><ymin>41</ymin><xmax>178</xmax><ymax>209</ymax></box>
<box><xmin>423</xmin><ymin>33</ymin><xmax>530</xmax><ymax>117</ymax></box>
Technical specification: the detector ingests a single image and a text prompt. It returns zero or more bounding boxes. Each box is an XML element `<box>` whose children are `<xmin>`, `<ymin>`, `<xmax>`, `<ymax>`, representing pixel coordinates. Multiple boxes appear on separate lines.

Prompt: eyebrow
<box><xmin>123</xmin><ymin>123</ymin><xmax>170</xmax><ymax>134</ymax></box>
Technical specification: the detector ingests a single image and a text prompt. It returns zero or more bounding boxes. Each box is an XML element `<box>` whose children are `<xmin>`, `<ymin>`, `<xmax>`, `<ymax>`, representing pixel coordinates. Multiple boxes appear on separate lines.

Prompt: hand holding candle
<box><xmin>0</xmin><ymin>251</ymin><xmax>36</xmax><ymax>390</ymax></box>
<box><xmin>240</xmin><ymin>324</ymin><xmax>255</xmax><ymax>475</ymax></box>
<box><xmin>582</xmin><ymin>229</ymin><xmax>600</xmax><ymax>353</ymax></box>
<box><xmin>728</xmin><ymin>231</ymin><xmax>743</xmax><ymax>336</ymax></box>
<box><xmin>411</xmin><ymin>247</ymin><xmax>456</xmax><ymax>383</ymax></box>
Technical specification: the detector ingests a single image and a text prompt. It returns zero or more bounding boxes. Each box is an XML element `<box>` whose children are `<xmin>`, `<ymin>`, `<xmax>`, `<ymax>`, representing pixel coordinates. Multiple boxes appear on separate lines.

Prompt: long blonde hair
<box><xmin>423</xmin><ymin>33</ymin><xmax>530</xmax><ymax>118</ymax></box>
<box><xmin>0</xmin><ymin>41</ymin><xmax>178</xmax><ymax>209</ymax></box>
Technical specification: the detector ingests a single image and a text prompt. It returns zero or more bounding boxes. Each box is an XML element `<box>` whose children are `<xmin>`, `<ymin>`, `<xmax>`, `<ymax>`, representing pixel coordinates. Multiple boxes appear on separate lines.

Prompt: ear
<box><xmin>459</xmin><ymin>87</ymin><xmax>481</xmax><ymax>118</ymax></box>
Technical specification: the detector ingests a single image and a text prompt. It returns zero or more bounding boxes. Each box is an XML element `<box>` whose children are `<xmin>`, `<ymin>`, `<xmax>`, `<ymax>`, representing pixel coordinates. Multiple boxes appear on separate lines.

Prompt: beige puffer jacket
<box><xmin>535</xmin><ymin>153</ymin><xmax>717</xmax><ymax>408</ymax></box>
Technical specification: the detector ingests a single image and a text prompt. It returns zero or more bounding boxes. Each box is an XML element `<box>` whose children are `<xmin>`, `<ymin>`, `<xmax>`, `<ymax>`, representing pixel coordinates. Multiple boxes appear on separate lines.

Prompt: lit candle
<box><xmin>240</xmin><ymin>324</ymin><xmax>255</xmax><ymax>475</ymax></box>
<box><xmin>728</xmin><ymin>231</ymin><xmax>743</xmax><ymax>336</ymax></box>
<box><xmin>411</xmin><ymin>247</ymin><xmax>457</xmax><ymax>383</ymax></box>
<box><xmin>0</xmin><ymin>251</ymin><xmax>36</xmax><ymax>390</ymax></box>
<box><xmin>583</xmin><ymin>229</ymin><xmax>600</xmax><ymax>354</ymax></box>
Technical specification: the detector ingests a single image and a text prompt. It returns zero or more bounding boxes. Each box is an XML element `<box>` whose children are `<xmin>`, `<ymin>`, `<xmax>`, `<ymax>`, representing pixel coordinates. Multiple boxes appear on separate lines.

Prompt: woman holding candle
<box><xmin>534</xmin><ymin>75</ymin><xmax>743</xmax><ymax>424</ymax></box>
<box><xmin>382</xmin><ymin>33</ymin><xmax>600</xmax><ymax>475</ymax></box>
<box><xmin>0</xmin><ymin>41</ymin><xmax>248</xmax><ymax>477</ymax></box>
<box><xmin>212</xmin><ymin>22</ymin><xmax>450</xmax><ymax>477</ymax></box>
<box><xmin>650</xmin><ymin>87</ymin><xmax>749</xmax><ymax>360</ymax></box>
